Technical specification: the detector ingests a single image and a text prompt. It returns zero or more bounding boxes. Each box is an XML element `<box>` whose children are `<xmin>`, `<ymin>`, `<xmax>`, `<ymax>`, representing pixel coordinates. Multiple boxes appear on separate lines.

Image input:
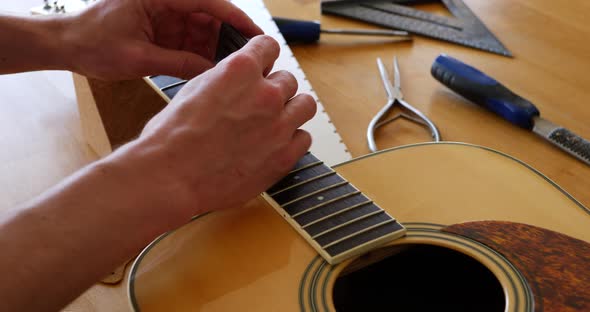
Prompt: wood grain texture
<box><xmin>266</xmin><ymin>0</ymin><xmax>590</xmax><ymax>209</ymax></box>
<box><xmin>73</xmin><ymin>73</ymin><xmax>113</xmax><ymax>157</ymax></box>
<box><xmin>82</xmin><ymin>77</ymin><xmax>167</xmax><ymax>154</ymax></box>
<box><xmin>444</xmin><ymin>221</ymin><xmax>590</xmax><ymax>312</ymax></box>
<box><xmin>130</xmin><ymin>143</ymin><xmax>590</xmax><ymax>311</ymax></box>
<box><xmin>0</xmin><ymin>0</ymin><xmax>589</xmax><ymax>311</ymax></box>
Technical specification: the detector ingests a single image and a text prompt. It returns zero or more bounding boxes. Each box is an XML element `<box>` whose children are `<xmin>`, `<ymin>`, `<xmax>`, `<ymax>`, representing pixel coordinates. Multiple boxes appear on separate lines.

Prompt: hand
<box><xmin>119</xmin><ymin>35</ymin><xmax>316</xmax><ymax>220</ymax></box>
<box><xmin>61</xmin><ymin>0</ymin><xmax>262</xmax><ymax>80</ymax></box>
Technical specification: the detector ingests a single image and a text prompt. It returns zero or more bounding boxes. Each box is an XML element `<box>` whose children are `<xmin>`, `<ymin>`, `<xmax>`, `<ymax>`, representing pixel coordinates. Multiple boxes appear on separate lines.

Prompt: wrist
<box><xmin>45</xmin><ymin>15</ymin><xmax>79</xmax><ymax>73</ymax></box>
<box><xmin>29</xmin><ymin>13</ymin><xmax>93</xmax><ymax>74</ymax></box>
<box><xmin>23</xmin><ymin>15</ymin><xmax>71</xmax><ymax>71</ymax></box>
<box><xmin>94</xmin><ymin>139</ymin><xmax>196</xmax><ymax>232</ymax></box>
<box><xmin>0</xmin><ymin>14</ymin><xmax>71</xmax><ymax>73</ymax></box>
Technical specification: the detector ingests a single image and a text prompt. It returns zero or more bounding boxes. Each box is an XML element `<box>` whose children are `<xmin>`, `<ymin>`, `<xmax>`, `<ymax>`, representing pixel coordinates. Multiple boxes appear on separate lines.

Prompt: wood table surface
<box><xmin>1</xmin><ymin>0</ymin><xmax>589</xmax><ymax>311</ymax></box>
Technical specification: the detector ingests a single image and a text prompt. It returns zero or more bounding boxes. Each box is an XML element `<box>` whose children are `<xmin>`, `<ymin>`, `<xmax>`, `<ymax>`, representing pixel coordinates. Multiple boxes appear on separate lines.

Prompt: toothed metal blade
<box><xmin>533</xmin><ymin>117</ymin><xmax>590</xmax><ymax>166</ymax></box>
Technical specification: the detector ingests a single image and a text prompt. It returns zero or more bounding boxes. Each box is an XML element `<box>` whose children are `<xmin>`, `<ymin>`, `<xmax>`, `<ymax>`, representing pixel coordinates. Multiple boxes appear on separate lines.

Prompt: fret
<box><xmin>322</xmin><ymin>217</ymin><xmax>394</xmax><ymax>249</ymax></box>
<box><xmin>290</xmin><ymin>152</ymin><xmax>322</xmax><ymax>172</ymax></box>
<box><xmin>150</xmin><ymin>75</ymin><xmax>184</xmax><ymax>90</ymax></box>
<box><xmin>304</xmin><ymin>202</ymin><xmax>381</xmax><ymax>237</ymax></box>
<box><xmin>282</xmin><ymin>182</ymin><xmax>356</xmax><ymax>212</ymax></box>
<box><xmin>302</xmin><ymin>200</ymin><xmax>370</xmax><ymax>228</ymax></box>
<box><xmin>162</xmin><ymin>83</ymin><xmax>186</xmax><ymax>100</ymax></box>
<box><xmin>267</xmin><ymin>163</ymin><xmax>332</xmax><ymax>195</ymax></box>
<box><xmin>148</xmin><ymin>75</ymin><xmax>188</xmax><ymax>100</ymax></box>
<box><xmin>282</xmin><ymin>181</ymin><xmax>349</xmax><ymax>207</ymax></box>
<box><xmin>161</xmin><ymin>80</ymin><xmax>188</xmax><ymax>91</ymax></box>
<box><xmin>315</xmin><ymin>211</ymin><xmax>392</xmax><ymax>247</ymax></box>
<box><xmin>272</xmin><ymin>171</ymin><xmax>335</xmax><ymax>197</ymax></box>
<box><xmin>325</xmin><ymin>221</ymin><xmax>405</xmax><ymax>257</ymax></box>
<box><xmin>271</xmin><ymin>173</ymin><xmax>344</xmax><ymax>205</ymax></box>
<box><xmin>312</xmin><ymin>210</ymin><xmax>385</xmax><ymax>239</ymax></box>
<box><xmin>293</xmin><ymin>194</ymin><xmax>366</xmax><ymax>219</ymax></box>
<box><xmin>289</xmin><ymin>161</ymin><xmax>324</xmax><ymax>176</ymax></box>
<box><xmin>294</xmin><ymin>194</ymin><xmax>371</xmax><ymax>225</ymax></box>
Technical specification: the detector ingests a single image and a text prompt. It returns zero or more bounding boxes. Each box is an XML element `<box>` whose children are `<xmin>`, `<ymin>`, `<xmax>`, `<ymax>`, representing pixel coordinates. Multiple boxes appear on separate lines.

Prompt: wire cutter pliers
<box><xmin>367</xmin><ymin>56</ymin><xmax>441</xmax><ymax>152</ymax></box>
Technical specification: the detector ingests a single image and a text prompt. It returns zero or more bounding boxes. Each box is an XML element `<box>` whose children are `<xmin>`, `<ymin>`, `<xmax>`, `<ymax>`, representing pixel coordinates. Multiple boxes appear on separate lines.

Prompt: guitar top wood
<box><xmin>128</xmin><ymin>143</ymin><xmax>590</xmax><ymax>311</ymax></box>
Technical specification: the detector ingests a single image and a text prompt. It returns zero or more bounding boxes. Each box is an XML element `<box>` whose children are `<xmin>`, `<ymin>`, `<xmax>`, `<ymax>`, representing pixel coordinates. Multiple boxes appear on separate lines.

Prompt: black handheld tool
<box><xmin>272</xmin><ymin>17</ymin><xmax>409</xmax><ymax>43</ymax></box>
<box><xmin>431</xmin><ymin>54</ymin><xmax>590</xmax><ymax>166</ymax></box>
<box><xmin>215</xmin><ymin>23</ymin><xmax>249</xmax><ymax>63</ymax></box>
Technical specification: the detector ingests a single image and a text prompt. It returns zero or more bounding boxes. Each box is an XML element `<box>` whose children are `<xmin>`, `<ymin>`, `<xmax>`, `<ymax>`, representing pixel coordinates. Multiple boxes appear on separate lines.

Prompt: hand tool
<box><xmin>368</xmin><ymin>56</ymin><xmax>441</xmax><ymax>152</ymax></box>
<box><xmin>272</xmin><ymin>17</ymin><xmax>410</xmax><ymax>43</ymax></box>
<box><xmin>431</xmin><ymin>54</ymin><xmax>590</xmax><ymax>166</ymax></box>
<box><xmin>217</xmin><ymin>17</ymin><xmax>409</xmax><ymax>58</ymax></box>
<box><xmin>215</xmin><ymin>23</ymin><xmax>249</xmax><ymax>63</ymax></box>
<box><xmin>321</xmin><ymin>0</ymin><xmax>511</xmax><ymax>57</ymax></box>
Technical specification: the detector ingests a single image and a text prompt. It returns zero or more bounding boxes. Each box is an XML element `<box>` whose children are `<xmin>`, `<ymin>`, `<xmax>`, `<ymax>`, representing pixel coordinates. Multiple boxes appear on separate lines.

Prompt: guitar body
<box><xmin>128</xmin><ymin>143</ymin><xmax>590</xmax><ymax>311</ymax></box>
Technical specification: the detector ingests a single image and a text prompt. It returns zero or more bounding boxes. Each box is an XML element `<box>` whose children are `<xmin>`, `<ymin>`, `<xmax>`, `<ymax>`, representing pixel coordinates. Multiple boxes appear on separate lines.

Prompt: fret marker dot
<box><xmin>317</xmin><ymin>196</ymin><xmax>324</xmax><ymax>201</ymax></box>
<box><xmin>294</xmin><ymin>175</ymin><xmax>300</xmax><ymax>180</ymax></box>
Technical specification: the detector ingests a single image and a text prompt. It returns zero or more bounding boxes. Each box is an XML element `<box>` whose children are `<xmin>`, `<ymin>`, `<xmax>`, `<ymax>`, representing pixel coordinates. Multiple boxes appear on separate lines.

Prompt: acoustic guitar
<box><xmin>127</xmin><ymin>68</ymin><xmax>590</xmax><ymax>312</ymax></box>
<box><xmin>32</xmin><ymin>3</ymin><xmax>590</xmax><ymax>309</ymax></box>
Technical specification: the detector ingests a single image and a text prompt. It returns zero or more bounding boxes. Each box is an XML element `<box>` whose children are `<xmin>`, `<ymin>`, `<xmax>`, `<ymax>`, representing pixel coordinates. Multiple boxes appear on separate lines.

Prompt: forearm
<box><xmin>0</xmin><ymin>140</ymin><xmax>189</xmax><ymax>311</ymax></box>
<box><xmin>0</xmin><ymin>14</ymin><xmax>71</xmax><ymax>74</ymax></box>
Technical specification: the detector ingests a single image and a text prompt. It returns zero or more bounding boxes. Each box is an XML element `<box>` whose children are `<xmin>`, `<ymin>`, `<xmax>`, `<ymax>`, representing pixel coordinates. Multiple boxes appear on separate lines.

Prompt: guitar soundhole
<box><xmin>333</xmin><ymin>244</ymin><xmax>505</xmax><ymax>311</ymax></box>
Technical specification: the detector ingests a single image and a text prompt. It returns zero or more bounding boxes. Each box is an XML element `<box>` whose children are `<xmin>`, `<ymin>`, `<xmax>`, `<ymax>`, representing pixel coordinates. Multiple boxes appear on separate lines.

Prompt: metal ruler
<box><xmin>321</xmin><ymin>0</ymin><xmax>511</xmax><ymax>56</ymax></box>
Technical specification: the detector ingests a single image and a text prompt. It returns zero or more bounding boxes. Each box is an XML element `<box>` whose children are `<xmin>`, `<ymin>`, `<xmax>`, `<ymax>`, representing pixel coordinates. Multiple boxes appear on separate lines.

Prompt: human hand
<box><xmin>60</xmin><ymin>0</ymin><xmax>262</xmax><ymax>80</ymax></box>
<box><xmin>117</xmin><ymin>35</ymin><xmax>316</xmax><ymax>221</ymax></box>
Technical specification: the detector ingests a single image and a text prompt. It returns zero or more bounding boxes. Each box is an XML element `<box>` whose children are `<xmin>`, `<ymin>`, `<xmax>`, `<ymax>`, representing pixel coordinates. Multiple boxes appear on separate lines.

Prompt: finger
<box><xmin>158</xmin><ymin>0</ymin><xmax>263</xmax><ymax>37</ymax></box>
<box><xmin>266</xmin><ymin>70</ymin><xmax>298</xmax><ymax>103</ymax></box>
<box><xmin>187</xmin><ymin>13</ymin><xmax>221</xmax><ymax>60</ymax></box>
<box><xmin>281</xmin><ymin>94</ymin><xmax>317</xmax><ymax>129</ymax></box>
<box><xmin>267</xmin><ymin>129</ymin><xmax>313</xmax><ymax>178</ymax></box>
<box><xmin>139</xmin><ymin>45</ymin><xmax>214</xmax><ymax>79</ymax></box>
<box><xmin>285</xmin><ymin>130</ymin><xmax>313</xmax><ymax>162</ymax></box>
<box><xmin>240</xmin><ymin>35</ymin><xmax>280</xmax><ymax>75</ymax></box>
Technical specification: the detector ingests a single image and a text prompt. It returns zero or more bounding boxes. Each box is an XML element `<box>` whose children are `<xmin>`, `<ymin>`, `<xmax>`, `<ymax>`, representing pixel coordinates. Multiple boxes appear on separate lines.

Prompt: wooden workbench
<box><xmin>0</xmin><ymin>0</ymin><xmax>588</xmax><ymax>310</ymax></box>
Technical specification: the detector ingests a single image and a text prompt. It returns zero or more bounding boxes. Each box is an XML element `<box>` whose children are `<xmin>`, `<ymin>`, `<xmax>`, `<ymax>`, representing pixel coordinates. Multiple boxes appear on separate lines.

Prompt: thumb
<box><xmin>140</xmin><ymin>45</ymin><xmax>214</xmax><ymax>79</ymax></box>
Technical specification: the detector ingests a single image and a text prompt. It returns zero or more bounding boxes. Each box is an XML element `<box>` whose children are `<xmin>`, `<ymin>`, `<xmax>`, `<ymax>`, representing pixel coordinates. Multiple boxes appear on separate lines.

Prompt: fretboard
<box><xmin>264</xmin><ymin>152</ymin><xmax>406</xmax><ymax>264</ymax></box>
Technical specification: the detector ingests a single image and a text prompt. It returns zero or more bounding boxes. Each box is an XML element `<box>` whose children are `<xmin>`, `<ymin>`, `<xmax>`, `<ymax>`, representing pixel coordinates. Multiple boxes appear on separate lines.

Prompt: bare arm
<box><xmin>0</xmin><ymin>15</ymin><xmax>68</xmax><ymax>74</ymax></box>
<box><xmin>0</xmin><ymin>0</ymin><xmax>316</xmax><ymax>310</ymax></box>
<box><xmin>0</xmin><ymin>33</ymin><xmax>316</xmax><ymax>312</ymax></box>
<box><xmin>0</xmin><ymin>143</ymin><xmax>182</xmax><ymax>311</ymax></box>
<box><xmin>0</xmin><ymin>0</ymin><xmax>262</xmax><ymax>79</ymax></box>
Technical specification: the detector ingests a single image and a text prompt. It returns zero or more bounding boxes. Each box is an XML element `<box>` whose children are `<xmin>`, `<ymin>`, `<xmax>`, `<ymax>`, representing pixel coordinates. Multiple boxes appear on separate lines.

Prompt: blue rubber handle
<box><xmin>273</xmin><ymin>17</ymin><xmax>321</xmax><ymax>43</ymax></box>
<box><xmin>431</xmin><ymin>54</ymin><xmax>539</xmax><ymax>129</ymax></box>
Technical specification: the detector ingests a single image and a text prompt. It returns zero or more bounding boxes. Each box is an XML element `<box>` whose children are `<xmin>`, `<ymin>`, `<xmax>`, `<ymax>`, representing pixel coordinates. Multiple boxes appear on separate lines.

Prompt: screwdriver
<box><xmin>431</xmin><ymin>54</ymin><xmax>590</xmax><ymax>166</ymax></box>
<box><xmin>272</xmin><ymin>17</ymin><xmax>410</xmax><ymax>43</ymax></box>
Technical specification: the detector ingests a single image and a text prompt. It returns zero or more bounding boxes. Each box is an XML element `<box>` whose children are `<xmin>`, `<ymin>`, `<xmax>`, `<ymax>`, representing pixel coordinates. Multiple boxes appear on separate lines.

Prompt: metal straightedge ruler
<box><xmin>321</xmin><ymin>0</ymin><xmax>511</xmax><ymax>57</ymax></box>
